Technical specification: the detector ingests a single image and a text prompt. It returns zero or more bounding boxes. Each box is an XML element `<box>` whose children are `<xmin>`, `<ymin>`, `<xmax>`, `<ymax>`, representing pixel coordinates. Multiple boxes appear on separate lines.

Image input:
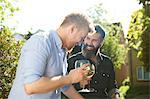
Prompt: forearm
<box><xmin>24</xmin><ymin>64</ymin><xmax>88</xmax><ymax>95</ymax></box>
<box><xmin>63</xmin><ymin>85</ymin><xmax>84</xmax><ymax>99</ymax></box>
<box><xmin>24</xmin><ymin>75</ymin><xmax>71</xmax><ymax>95</ymax></box>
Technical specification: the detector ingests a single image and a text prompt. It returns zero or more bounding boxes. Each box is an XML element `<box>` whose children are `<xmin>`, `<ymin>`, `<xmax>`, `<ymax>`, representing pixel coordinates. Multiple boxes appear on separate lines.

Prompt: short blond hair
<box><xmin>60</xmin><ymin>13</ymin><xmax>93</xmax><ymax>32</ymax></box>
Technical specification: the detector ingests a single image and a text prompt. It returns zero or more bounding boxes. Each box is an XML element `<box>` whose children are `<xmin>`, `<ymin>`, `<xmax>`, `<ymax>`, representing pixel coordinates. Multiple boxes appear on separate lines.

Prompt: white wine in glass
<box><xmin>75</xmin><ymin>59</ymin><xmax>95</xmax><ymax>92</ymax></box>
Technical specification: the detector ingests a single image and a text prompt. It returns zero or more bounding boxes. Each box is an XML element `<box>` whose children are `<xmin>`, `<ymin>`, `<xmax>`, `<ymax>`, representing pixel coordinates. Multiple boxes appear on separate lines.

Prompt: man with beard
<box><xmin>67</xmin><ymin>25</ymin><xmax>120</xmax><ymax>99</ymax></box>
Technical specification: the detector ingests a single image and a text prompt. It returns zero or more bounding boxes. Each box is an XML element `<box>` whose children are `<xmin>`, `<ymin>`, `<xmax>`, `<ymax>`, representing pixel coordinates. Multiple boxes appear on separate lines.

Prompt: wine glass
<box><xmin>75</xmin><ymin>59</ymin><xmax>95</xmax><ymax>92</ymax></box>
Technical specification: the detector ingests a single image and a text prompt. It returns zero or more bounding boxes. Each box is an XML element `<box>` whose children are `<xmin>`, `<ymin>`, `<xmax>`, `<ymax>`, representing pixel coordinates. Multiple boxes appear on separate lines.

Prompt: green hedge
<box><xmin>0</xmin><ymin>26</ymin><xmax>24</xmax><ymax>99</ymax></box>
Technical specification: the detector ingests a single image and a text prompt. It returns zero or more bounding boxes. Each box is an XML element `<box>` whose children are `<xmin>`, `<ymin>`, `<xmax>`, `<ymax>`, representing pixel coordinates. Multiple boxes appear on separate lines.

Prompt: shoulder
<box><xmin>99</xmin><ymin>53</ymin><xmax>114</xmax><ymax>66</ymax></box>
<box><xmin>32</xmin><ymin>30</ymin><xmax>56</xmax><ymax>41</ymax></box>
<box><xmin>99</xmin><ymin>53</ymin><xmax>111</xmax><ymax>60</ymax></box>
<box><xmin>26</xmin><ymin>30</ymin><xmax>51</xmax><ymax>46</ymax></box>
<box><xmin>68</xmin><ymin>52</ymin><xmax>83</xmax><ymax>60</ymax></box>
<box><xmin>24</xmin><ymin>30</ymin><xmax>53</xmax><ymax>53</ymax></box>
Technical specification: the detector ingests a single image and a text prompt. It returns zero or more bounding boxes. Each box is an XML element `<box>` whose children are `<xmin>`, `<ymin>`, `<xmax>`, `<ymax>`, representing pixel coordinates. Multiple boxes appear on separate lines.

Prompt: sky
<box><xmin>8</xmin><ymin>0</ymin><xmax>141</xmax><ymax>36</ymax></box>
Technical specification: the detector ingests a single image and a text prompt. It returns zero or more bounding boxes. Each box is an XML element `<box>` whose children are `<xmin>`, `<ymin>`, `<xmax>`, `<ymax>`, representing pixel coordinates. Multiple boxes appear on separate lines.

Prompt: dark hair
<box><xmin>95</xmin><ymin>25</ymin><xmax>105</xmax><ymax>39</ymax></box>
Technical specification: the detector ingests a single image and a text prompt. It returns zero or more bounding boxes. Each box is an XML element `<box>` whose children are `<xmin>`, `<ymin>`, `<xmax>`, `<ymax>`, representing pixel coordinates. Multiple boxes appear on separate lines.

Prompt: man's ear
<box><xmin>70</xmin><ymin>24</ymin><xmax>78</xmax><ymax>35</ymax></box>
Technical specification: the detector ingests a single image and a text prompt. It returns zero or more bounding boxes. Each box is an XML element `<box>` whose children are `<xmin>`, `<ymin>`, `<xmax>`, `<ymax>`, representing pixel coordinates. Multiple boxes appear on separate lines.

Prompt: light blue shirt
<box><xmin>8</xmin><ymin>30</ymin><xmax>70</xmax><ymax>99</ymax></box>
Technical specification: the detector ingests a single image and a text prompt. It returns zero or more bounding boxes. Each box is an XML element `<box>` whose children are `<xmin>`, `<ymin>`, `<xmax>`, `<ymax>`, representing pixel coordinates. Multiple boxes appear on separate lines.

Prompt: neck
<box><xmin>56</xmin><ymin>27</ymin><xmax>67</xmax><ymax>48</ymax></box>
<box><xmin>90</xmin><ymin>56</ymin><xmax>97</xmax><ymax>63</ymax></box>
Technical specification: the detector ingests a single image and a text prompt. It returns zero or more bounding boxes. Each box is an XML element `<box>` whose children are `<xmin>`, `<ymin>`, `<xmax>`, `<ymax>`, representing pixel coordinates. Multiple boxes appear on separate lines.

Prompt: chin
<box><xmin>68</xmin><ymin>47</ymin><xmax>73</xmax><ymax>52</ymax></box>
<box><xmin>67</xmin><ymin>45</ymin><xmax>74</xmax><ymax>51</ymax></box>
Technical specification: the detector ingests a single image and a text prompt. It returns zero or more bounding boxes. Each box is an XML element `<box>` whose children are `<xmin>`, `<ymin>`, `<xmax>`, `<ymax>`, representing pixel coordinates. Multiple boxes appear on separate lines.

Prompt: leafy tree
<box><xmin>127</xmin><ymin>2</ymin><xmax>150</xmax><ymax>69</ymax></box>
<box><xmin>0</xmin><ymin>26</ymin><xmax>24</xmax><ymax>99</ymax></box>
<box><xmin>139</xmin><ymin>0</ymin><xmax>150</xmax><ymax>17</ymax></box>
<box><xmin>0</xmin><ymin>0</ymin><xmax>19</xmax><ymax>24</ymax></box>
<box><xmin>87</xmin><ymin>3</ymin><xmax>108</xmax><ymax>29</ymax></box>
<box><xmin>87</xmin><ymin>4</ymin><xmax>127</xmax><ymax>69</ymax></box>
<box><xmin>139</xmin><ymin>0</ymin><xmax>150</xmax><ymax>69</ymax></box>
<box><xmin>0</xmin><ymin>0</ymin><xmax>23</xmax><ymax>98</ymax></box>
<box><xmin>102</xmin><ymin>23</ymin><xmax>127</xmax><ymax>69</ymax></box>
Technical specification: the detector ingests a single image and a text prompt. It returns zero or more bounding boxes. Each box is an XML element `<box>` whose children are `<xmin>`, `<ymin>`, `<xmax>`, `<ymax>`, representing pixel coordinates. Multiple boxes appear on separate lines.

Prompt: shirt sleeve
<box><xmin>20</xmin><ymin>35</ymin><xmax>49</xmax><ymax>84</ymax></box>
<box><xmin>107</xmin><ymin>60</ymin><xmax>119</xmax><ymax>94</ymax></box>
<box><xmin>60</xmin><ymin>85</ymin><xmax>71</xmax><ymax>92</ymax></box>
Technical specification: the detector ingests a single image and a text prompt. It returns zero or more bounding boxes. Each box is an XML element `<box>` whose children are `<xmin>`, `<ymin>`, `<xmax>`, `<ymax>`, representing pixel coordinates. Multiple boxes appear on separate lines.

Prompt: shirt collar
<box><xmin>51</xmin><ymin>30</ymin><xmax>63</xmax><ymax>50</ymax></box>
<box><xmin>51</xmin><ymin>30</ymin><xmax>68</xmax><ymax>53</ymax></box>
<box><xmin>95</xmin><ymin>49</ymin><xmax>103</xmax><ymax>61</ymax></box>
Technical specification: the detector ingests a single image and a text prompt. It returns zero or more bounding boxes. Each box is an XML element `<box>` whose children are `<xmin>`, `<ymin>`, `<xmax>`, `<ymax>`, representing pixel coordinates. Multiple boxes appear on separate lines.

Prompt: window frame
<box><xmin>136</xmin><ymin>66</ymin><xmax>150</xmax><ymax>81</ymax></box>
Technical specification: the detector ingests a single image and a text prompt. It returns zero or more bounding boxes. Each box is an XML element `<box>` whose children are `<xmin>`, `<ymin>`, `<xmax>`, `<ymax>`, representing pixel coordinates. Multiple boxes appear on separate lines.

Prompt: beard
<box><xmin>82</xmin><ymin>44</ymin><xmax>99</xmax><ymax>59</ymax></box>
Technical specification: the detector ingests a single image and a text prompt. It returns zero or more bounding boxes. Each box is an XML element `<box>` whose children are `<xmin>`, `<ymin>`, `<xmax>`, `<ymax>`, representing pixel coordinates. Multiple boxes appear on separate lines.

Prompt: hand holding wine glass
<box><xmin>68</xmin><ymin>63</ymin><xmax>90</xmax><ymax>84</ymax></box>
<box><xmin>75</xmin><ymin>59</ymin><xmax>95</xmax><ymax>92</ymax></box>
<box><xmin>75</xmin><ymin>60</ymin><xmax>95</xmax><ymax>79</ymax></box>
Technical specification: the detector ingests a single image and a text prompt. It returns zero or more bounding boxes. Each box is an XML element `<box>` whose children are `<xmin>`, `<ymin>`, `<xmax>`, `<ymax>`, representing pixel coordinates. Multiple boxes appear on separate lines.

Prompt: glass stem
<box><xmin>88</xmin><ymin>80</ymin><xmax>90</xmax><ymax>90</ymax></box>
<box><xmin>82</xmin><ymin>84</ymin><xmax>85</xmax><ymax>89</ymax></box>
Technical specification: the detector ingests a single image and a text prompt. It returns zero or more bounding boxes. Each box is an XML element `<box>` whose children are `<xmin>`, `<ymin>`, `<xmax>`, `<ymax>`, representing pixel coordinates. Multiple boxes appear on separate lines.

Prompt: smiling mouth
<box><xmin>86</xmin><ymin>47</ymin><xmax>96</xmax><ymax>51</ymax></box>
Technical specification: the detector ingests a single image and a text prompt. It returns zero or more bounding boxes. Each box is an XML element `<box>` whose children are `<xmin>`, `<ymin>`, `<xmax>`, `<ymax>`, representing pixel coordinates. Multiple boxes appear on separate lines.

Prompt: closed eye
<box><xmin>86</xmin><ymin>36</ymin><xmax>90</xmax><ymax>40</ymax></box>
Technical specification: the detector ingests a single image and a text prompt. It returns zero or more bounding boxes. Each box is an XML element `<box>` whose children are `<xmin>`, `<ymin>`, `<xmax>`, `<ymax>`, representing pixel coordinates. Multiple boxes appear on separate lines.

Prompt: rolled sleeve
<box><xmin>61</xmin><ymin>70</ymin><xmax>71</xmax><ymax>92</ymax></box>
<box><xmin>20</xmin><ymin>36</ymin><xmax>49</xmax><ymax>84</ymax></box>
<box><xmin>60</xmin><ymin>85</ymin><xmax>71</xmax><ymax>92</ymax></box>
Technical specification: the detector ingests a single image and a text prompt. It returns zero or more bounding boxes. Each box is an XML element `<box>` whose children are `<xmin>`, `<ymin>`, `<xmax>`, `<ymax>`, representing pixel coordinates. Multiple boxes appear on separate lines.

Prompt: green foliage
<box><xmin>127</xmin><ymin>0</ymin><xmax>150</xmax><ymax>69</ymax></box>
<box><xmin>87</xmin><ymin>3</ymin><xmax>108</xmax><ymax>30</ymax></box>
<box><xmin>127</xmin><ymin>9</ymin><xmax>144</xmax><ymax>50</ymax></box>
<box><xmin>119</xmin><ymin>77</ymin><xmax>130</xmax><ymax>99</ymax></box>
<box><xmin>0</xmin><ymin>26</ymin><xmax>24</xmax><ymax>98</ymax></box>
<box><xmin>0</xmin><ymin>0</ymin><xmax>19</xmax><ymax>24</ymax></box>
<box><xmin>138</xmin><ymin>0</ymin><xmax>150</xmax><ymax>16</ymax></box>
<box><xmin>87</xmin><ymin>4</ymin><xmax>127</xmax><ymax>69</ymax></box>
<box><xmin>141</xmin><ymin>16</ymin><xmax>150</xmax><ymax>69</ymax></box>
<box><xmin>127</xmin><ymin>8</ymin><xmax>150</xmax><ymax>69</ymax></box>
<box><xmin>0</xmin><ymin>0</ymin><xmax>23</xmax><ymax>99</ymax></box>
<box><xmin>126</xmin><ymin>86</ymin><xmax>149</xmax><ymax>98</ymax></box>
<box><xmin>0</xmin><ymin>26</ymin><xmax>24</xmax><ymax>99</ymax></box>
<box><xmin>102</xmin><ymin>34</ymin><xmax>126</xmax><ymax>69</ymax></box>
<box><xmin>102</xmin><ymin>23</ymin><xmax>127</xmax><ymax>68</ymax></box>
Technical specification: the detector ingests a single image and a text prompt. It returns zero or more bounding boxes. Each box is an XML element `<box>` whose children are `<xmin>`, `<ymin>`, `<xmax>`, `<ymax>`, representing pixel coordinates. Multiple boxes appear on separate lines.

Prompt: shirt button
<box><xmin>102</xmin><ymin>73</ymin><xmax>105</xmax><ymax>76</ymax></box>
<box><xmin>107</xmin><ymin>74</ymin><xmax>110</xmax><ymax>77</ymax></box>
<box><xmin>94</xmin><ymin>81</ymin><xmax>97</xmax><ymax>84</ymax></box>
<box><xmin>94</xmin><ymin>89</ymin><xmax>98</xmax><ymax>92</ymax></box>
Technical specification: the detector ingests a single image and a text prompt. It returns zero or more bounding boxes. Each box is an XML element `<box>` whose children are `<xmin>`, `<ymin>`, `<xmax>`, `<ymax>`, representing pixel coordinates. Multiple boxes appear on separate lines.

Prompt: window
<box><xmin>137</xmin><ymin>66</ymin><xmax>150</xmax><ymax>80</ymax></box>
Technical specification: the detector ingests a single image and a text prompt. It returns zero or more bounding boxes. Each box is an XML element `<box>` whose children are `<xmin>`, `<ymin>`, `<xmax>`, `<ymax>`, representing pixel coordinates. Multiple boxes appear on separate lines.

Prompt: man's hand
<box><xmin>111</xmin><ymin>93</ymin><xmax>120</xmax><ymax>99</ymax></box>
<box><xmin>79</xmin><ymin>80</ymin><xmax>88</xmax><ymax>88</ymax></box>
<box><xmin>67</xmin><ymin>64</ymin><xmax>89</xmax><ymax>84</ymax></box>
<box><xmin>79</xmin><ymin>76</ymin><xmax>91</xmax><ymax>88</ymax></box>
